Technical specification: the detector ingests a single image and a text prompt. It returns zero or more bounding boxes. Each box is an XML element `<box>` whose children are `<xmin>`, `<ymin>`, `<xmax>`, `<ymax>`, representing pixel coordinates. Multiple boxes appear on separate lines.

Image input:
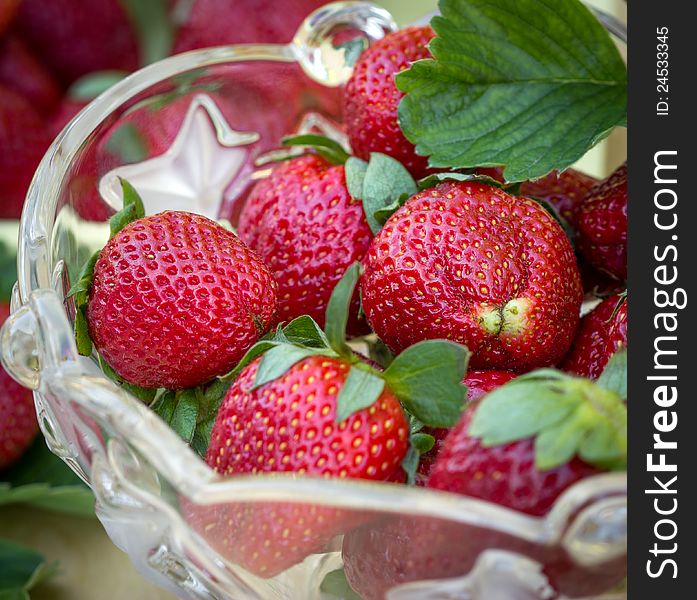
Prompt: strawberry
<box><xmin>343</xmin><ymin>367</ymin><xmax>627</xmax><ymax>600</ymax></box>
<box><xmin>519</xmin><ymin>168</ymin><xmax>598</xmax><ymax>229</ymax></box>
<box><xmin>79</xmin><ymin>186</ymin><xmax>278</xmax><ymax>390</ymax></box>
<box><xmin>16</xmin><ymin>0</ymin><xmax>138</xmax><ymax>84</ymax></box>
<box><xmin>172</xmin><ymin>0</ymin><xmax>328</xmax><ymax>53</ymax></box>
<box><xmin>417</xmin><ymin>369</ymin><xmax>516</xmax><ymax>482</ymax></box>
<box><xmin>0</xmin><ymin>85</ymin><xmax>51</xmax><ymax>219</ymax></box>
<box><xmin>0</xmin><ymin>34</ymin><xmax>62</xmax><ymax>115</ymax></box>
<box><xmin>1</xmin><ymin>303</ymin><xmax>38</xmax><ymax>470</ymax></box>
<box><xmin>575</xmin><ymin>162</ymin><xmax>627</xmax><ymax>281</ymax></box>
<box><xmin>343</xmin><ymin>26</ymin><xmax>434</xmax><ymax>178</ymax></box>
<box><xmin>186</xmin><ymin>264</ymin><xmax>468</xmax><ymax>577</ymax></box>
<box><xmin>360</xmin><ymin>180</ymin><xmax>583</xmax><ymax>371</ymax></box>
<box><xmin>238</xmin><ymin>154</ymin><xmax>373</xmax><ymax>333</ymax></box>
<box><xmin>562</xmin><ymin>292</ymin><xmax>627</xmax><ymax>379</ymax></box>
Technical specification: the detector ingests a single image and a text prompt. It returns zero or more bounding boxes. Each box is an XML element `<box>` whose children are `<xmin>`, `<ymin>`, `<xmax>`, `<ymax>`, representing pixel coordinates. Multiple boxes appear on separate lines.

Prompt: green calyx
<box><xmin>470</xmin><ymin>368</ymin><xmax>627</xmax><ymax>471</ymax></box>
<box><xmin>218</xmin><ymin>262</ymin><xmax>469</xmax><ymax>432</ymax></box>
<box><xmin>281</xmin><ymin>134</ymin><xmax>351</xmax><ymax>166</ymax></box>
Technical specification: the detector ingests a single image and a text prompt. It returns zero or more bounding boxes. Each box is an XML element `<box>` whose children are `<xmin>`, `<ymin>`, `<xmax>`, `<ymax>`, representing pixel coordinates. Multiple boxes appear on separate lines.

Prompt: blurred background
<box><xmin>0</xmin><ymin>0</ymin><xmax>626</xmax><ymax>598</ymax></box>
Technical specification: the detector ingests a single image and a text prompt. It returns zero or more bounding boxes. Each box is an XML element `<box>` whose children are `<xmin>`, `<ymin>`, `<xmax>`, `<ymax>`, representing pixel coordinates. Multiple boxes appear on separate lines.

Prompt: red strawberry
<box><xmin>0</xmin><ymin>34</ymin><xmax>62</xmax><ymax>115</ymax></box>
<box><xmin>417</xmin><ymin>369</ymin><xmax>515</xmax><ymax>482</ymax></box>
<box><xmin>238</xmin><ymin>155</ymin><xmax>373</xmax><ymax>333</ymax></box>
<box><xmin>575</xmin><ymin>162</ymin><xmax>627</xmax><ymax>281</ymax></box>
<box><xmin>0</xmin><ymin>85</ymin><xmax>51</xmax><ymax>219</ymax></box>
<box><xmin>344</xmin><ymin>370</ymin><xmax>627</xmax><ymax>600</ymax></box>
<box><xmin>343</xmin><ymin>26</ymin><xmax>434</xmax><ymax>178</ymax></box>
<box><xmin>562</xmin><ymin>293</ymin><xmax>627</xmax><ymax>379</ymax></box>
<box><xmin>360</xmin><ymin>180</ymin><xmax>583</xmax><ymax>371</ymax></box>
<box><xmin>427</xmin><ymin>402</ymin><xmax>600</xmax><ymax>516</ymax></box>
<box><xmin>519</xmin><ymin>168</ymin><xmax>598</xmax><ymax>229</ymax></box>
<box><xmin>16</xmin><ymin>0</ymin><xmax>138</xmax><ymax>84</ymax></box>
<box><xmin>172</xmin><ymin>0</ymin><xmax>328</xmax><ymax>53</ymax></box>
<box><xmin>0</xmin><ymin>0</ymin><xmax>19</xmax><ymax>36</ymax></box>
<box><xmin>192</xmin><ymin>354</ymin><xmax>409</xmax><ymax>576</ymax></box>
<box><xmin>86</xmin><ymin>210</ymin><xmax>278</xmax><ymax>389</ymax></box>
<box><xmin>1</xmin><ymin>303</ymin><xmax>38</xmax><ymax>470</ymax></box>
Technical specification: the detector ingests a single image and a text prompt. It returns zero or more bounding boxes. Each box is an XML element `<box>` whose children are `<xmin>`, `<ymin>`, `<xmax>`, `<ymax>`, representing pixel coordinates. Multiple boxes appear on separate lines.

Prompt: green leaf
<box><xmin>151</xmin><ymin>390</ymin><xmax>177</xmax><ymax>424</ymax></box>
<box><xmin>360</xmin><ymin>153</ymin><xmax>418</xmax><ymax>234</ymax></box>
<box><xmin>74</xmin><ymin>306</ymin><xmax>93</xmax><ymax>357</ymax></box>
<box><xmin>282</xmin><ymin>134</ymin><xmax>351</xmax><ymax>165</ymax></box>
<box><xmin>336</xmin><ymin>365</ymin><xmax>386</xmax><ymax>423</ymax></box>
<box><xmin>367</xmin><ymin>337</ymin><xmax>395</xmax><ymax>369</ymax></box>
<box><xmin>396</xmin><ymin>0</ymin><xmax>628</xmax><ymax>182</ymax></box>
<box><xmin>320</xmin><ymin>568</ymin><xmax>362</xmax><ymax>600</ymax></box>
<box><xmin>470</xmin><ymin>369</ymin><xmax>628</xmax><ymax>470</ymax></box>
<box><xmin>109</xmin><ymin>178</ymin><xmax>146</xmax><ymax>237</ymax></box>
<box><xmin>170</xmin><ymin>389</ymin><xmax>199</xmax><ymax>444</ymax></box>
<box><xmin>596</xmin><ymin>348</ymin><xmax>627</xmax><ymax>399</ymax></box>
<box><xmin>105</xmin><ymin>122</ymin><xmax>149</xmax><ymax>163</ymax></box>
<box><xmin>0</xmin><ymin>234</ymin><xmax>18</xmax><ymax>302</ymax></box>
<box><xmin>120</xmin><ymin>0</ymin><xmax>174</xmax><ymax>66</ymax></box>
<box><xmin>68</xmin><ymin>70</ymin><xmax>128</xmax><ymax>102</ymax></box>
<box><xmin>401</xmin><ymin>432</ymin><xmax>436</xmax><ymax>485</ymax></box>
<box><xmin>417</xmin><ymin>171</ymin><xmax>507</xmax><ymax>191</ymax></box>
<box><xmin>383</xmin><ymin>340</ymin><xmax>469</xmax><ymax>427</ymax></box>
<box><xmin>191</xmin><ymin>416</ymin><xmax>216</xmax><ymax>458</ymax></box>
<box><xmin>276</xmin><ymin>315</ymin><xmax>330</xmax><ymax>349</ymax></box>
<box><xmin>0</xmin><ymin>437</ymin><xmax>94</xmax><ymax>517</ymax></box>
<box><xmin>66</xmin><ymin>249</ymin><xmax>99</xmax><ymax>305</ymax></box>
<box><xmin>252</xmin><ymin>345</ymin><xmax>329</xmax><ymax>390</ymax></box>
<box><xmin>0</xmin><ymin>539</ymin><xmax>58</xmax><ymax>600</ymax></box>
<box><xmin>345</xmin><ymin>157</ymin><xmax>368</xmax><ymax>200</ymax></box>
<box><xmin>336</xmin><ymin>38</ymin><xmax>369</xmax><ymax>68</ymax></box>
<box><xmin>324</xmin><ymin>263</ymin><xmax>361</xmax><ymax>358</ymax></box>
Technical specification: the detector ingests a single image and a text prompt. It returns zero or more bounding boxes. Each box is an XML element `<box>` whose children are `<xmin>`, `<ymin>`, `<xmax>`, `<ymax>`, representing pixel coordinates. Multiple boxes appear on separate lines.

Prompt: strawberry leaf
<box><xmin>109</xmin><ymin>178</ymin><xmax>145</xmax><ymax>237</ymax></box>
<box><xmin>396</xmin><ymin>0</ymin><xmax>627</xmax><ymax>182</ymax></box>
<box><xmin>383</xmin><ymin>340</ymin><xmax>469</xmax><ymax>428</ymax></box>
<box><xmin>68</xmin><ymin>70</ymin><xmax>128</xmax><ymax>102</ymax></box>
<box><xmin>320</xmin><ymin>568</ymin><xmax>362</xmax><ymax>600</ymax></box>
<box><xmin>470</xmin><ymin>370</ymin><xmax>627</xmax><ymax>470</ymax></box>
<box><xmin>335</xmin><ymin>365</ymin><xmax>386</xmax><ymax>423</ymax></box>
<box><xmin>0</xmin><ymin>539</ymin><xmax>58</xmax><ymax>599</ymax></box>
<box><xmin>66</xmin><ymin>249</ymin><xmax>99</xmax><ymax>304</ymax></box>
<box><xmin>324</xmin><ymin>263</ymin><xmax>361</xmax><ymax>358</ymax></box>
<box><xmin>151</xmin><ymin>389</ymin><xmax>199</xmax><ymax>443</ymax></box>
<box><xmin>401</xmin><ymin>431</ymin><xmax>436</xmax><ymax>485</ymax></box>
<box><xmin>282</xmin><ymin>134</ymin><xmax>351</xmax><ymax>165</ymax></box>
<box><xmin>350</xmin><ymin>153</ymin><xmax>417</xmax><ymax>234</ymax></box>
<box><xmin>276</xmin><ymin>315</ymin><xmax>331</xmax><ymax>349</ymax></box>
<box><xmin>73</xmin><ymin>306</ymin><xmax>93</xmax><ymax>357</ymax></box>
<box><xmin>252</xmin><ymin>345</ymin><xmax>331</xmax><ymax>391</ymax></box>
<box><xmin>596</xmin><ymin>347</ymin><xmax>627</xmax><ymax>399</ymax></box>
<box><xmin>120</xmin><ymin>0</ymin><xmax>174</xmax><ymax>66</ymax></box>
<box><xmin>345</xmin><ymin>157</ymin><xmax>368</xmax><ymax>200</ymax></box>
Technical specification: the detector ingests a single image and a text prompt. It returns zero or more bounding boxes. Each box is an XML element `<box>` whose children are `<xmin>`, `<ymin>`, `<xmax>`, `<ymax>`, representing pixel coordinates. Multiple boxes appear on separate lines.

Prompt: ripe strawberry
<box><xmin>0</xmin><ymin>34</ymin><xmax>62</xmax><ymax>115</ymax></box>
<box><xmin>0</xmin><ymin>85</ymin><xmax>51</xmax><ymax>219</ymax></box>
<box><xmin>360</xmin><ymin>180</ymin><xmax>583</xmax><ymax>371</ymax></box>
<box><xmin>343</xmin><ymin>26</ymin><xmax>434</xmax><ymax>178</ymax></box>
<box><xmin>195</xmin><ymin>355</ymin><xmax>409</xmax><ymax>576</ymax></box>
<box><xmin>417</xmin><ymin>369</ymin><xmax>515</xmax><ymax>482</ymax></box>
<box><xmin>427</xmin><ymin>403</ymin><xmax>600</xmax><ymax>517</ymax></box>
<box><xmin>16</xmin><ymin>0</ymin><xmax>138</xmax><ymax>84</ymax></box>
<box><xmin>562</xmin><ymin>293</ymin><xmax>627</xmax><ymax>379</ymax></box>
<box><xmin>519</xmin><ymin>168</ymin><xmax>598</xmax><ymax>229</ymax></box>
<box><xmin>1</xmin><ymin>303</ymin><xmax>38</xmax><ymax>470</ymax></box>
<box><xmin>575</xmin><ymin>162</ymin><xmax>627</xmax><ymax>281</ymax></box>
<box><xmin>344</xmin><ymin>369</ymin><xmax>627</xmax><ymax>600</ymax></box>
<box><xmin>85</xmin><ymin>210</ymin><xmax>278</xmax><ymax>389</ymax></box>
<box><xmin>172</xmin><ymin>0</ymin><xmax>328</xmax><ymax>53</ymax></box>
<box><xmin>238</xmin><ymin>155</ymin><xmax>373</xmax><ymax>333</ymax></box>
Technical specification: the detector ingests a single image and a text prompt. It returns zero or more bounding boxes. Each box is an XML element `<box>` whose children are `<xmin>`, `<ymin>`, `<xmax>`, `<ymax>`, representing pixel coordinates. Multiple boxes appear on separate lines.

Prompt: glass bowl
<box><xmin>1</xmin><ymin>2</ymin><xmax>627</xmax><ymax>598</ymax></box>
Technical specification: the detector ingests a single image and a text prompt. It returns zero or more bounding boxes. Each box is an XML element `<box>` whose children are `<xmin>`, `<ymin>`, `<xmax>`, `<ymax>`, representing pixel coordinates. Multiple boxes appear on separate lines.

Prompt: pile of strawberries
<box><xmin>3</xmin><ymin>11</ymin><xmax>628</xmax><ymax>600</ymax></box>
